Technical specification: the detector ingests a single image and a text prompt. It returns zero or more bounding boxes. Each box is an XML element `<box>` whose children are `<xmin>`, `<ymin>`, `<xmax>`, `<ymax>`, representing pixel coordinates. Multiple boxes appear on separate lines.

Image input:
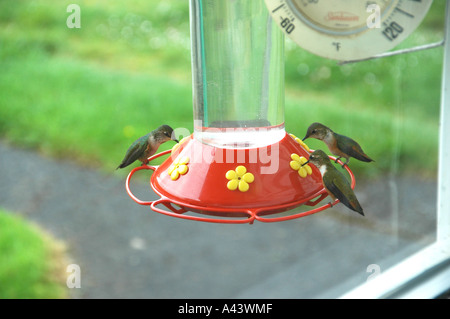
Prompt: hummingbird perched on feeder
<box><xmin>302</xmin><ymin>122</ymin><xmax>374</xmax><ymax>167</ymax></box>
<box><xmin>116</xmin><ymin>124</ymin><xmax>178</xmax><ymax>170</ymax></box>
<box><xmin>303</xmin><ymin>150</ymin><xmax>364</xmax><ymax>216</ymax></box>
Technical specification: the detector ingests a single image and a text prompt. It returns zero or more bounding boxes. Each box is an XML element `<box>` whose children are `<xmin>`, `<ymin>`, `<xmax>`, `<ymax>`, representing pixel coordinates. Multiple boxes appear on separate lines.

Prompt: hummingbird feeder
<box><xmin>125</xmin><ymin>0</ymin><xmax>356</xmax><ymax>224</ymax></box>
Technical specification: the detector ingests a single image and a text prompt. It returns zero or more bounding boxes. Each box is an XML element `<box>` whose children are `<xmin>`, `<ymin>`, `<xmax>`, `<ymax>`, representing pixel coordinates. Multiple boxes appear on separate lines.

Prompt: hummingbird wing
<box><xmin>336</xmin><ymin>134</ymin><xmax>374</xmax><ymax>162</ymax></box>
<box><xmin>323</xmin><ymin>169</ymin><xmax>364</xmax><ymax>215</ymax></box>
<box><xmin>117</xmin><ymin>136</ymin><xmax>149</xmax><ymax>169</ymax></box>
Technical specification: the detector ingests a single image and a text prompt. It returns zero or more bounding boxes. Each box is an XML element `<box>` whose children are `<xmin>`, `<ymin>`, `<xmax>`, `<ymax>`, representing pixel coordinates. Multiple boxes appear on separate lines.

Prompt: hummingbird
<box><xmin>303</xmin><ymin>150</ymin><xmax>364</xmax><ymax>216</ymax></box>
<box><xmin>302</xmin><ymin>122</ymin><xmax>374</xmax><ymax>167</ymax></box>
<box><xmin>116</xmin><ymin>124</ymin><xmax>178</xmax><ymax>170</ymax></box>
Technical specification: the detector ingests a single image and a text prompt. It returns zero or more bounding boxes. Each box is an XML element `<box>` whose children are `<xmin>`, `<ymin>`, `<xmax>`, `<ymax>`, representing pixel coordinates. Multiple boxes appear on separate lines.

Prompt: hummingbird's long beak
<box><xmin>171</xmin><ymin>133</ymin><xmax>179</xmax><ymax>143</ymax></box>
<box><xmin>301</xmin><ymin>160</ymin><xmax>309</xmax><ymax>167</ymax></box>
<box><xmin>302</xmin><ymin>135</ymin><xmax>308</xmax><ymax>141</ymax></box>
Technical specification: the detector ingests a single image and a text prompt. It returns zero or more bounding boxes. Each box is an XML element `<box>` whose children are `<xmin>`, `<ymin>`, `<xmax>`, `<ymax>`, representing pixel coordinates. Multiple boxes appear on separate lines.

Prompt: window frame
<box><xmin>340</xmin><ymin>0</ymin><xmax>450</xmax><ymax>299</ymax></box>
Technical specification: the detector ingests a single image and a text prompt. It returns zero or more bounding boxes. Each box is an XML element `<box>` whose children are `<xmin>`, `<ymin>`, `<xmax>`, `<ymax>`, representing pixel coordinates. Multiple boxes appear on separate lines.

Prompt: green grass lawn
<box><xmin>0</xmin><ymin>209</ymin><xmax>67</xmax><ymax>298</ymax></box>
<box><xmin>0</xmin><ymin>0</ymin><xmax>445</xmax><ymax>179</ymax></box>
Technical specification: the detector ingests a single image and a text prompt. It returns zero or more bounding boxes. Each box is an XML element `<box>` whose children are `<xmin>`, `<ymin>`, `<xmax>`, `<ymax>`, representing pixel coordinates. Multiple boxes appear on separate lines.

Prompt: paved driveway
<box><xmin>0</xmin><ymin>142</ymin><xmax>436</xmax><ymax>298</ymax></box>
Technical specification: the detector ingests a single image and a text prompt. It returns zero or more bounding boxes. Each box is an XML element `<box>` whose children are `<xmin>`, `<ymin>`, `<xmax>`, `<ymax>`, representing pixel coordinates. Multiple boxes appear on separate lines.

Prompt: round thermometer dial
<box><xmin>265</xmin><ymin>0</ymin><xmax>433</xmax><ymax>61</ymax></box>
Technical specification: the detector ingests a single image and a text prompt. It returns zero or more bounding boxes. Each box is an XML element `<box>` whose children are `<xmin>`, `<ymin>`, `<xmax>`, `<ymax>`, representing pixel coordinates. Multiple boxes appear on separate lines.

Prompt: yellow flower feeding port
<box><xmin>168</xmin><ymin>156</ymin><xmax>190</xmax><ymax>181</ymax></box>
<box><xmin>226</xmin><ymin>166</ymin><xmax>255</xmax><ymax>193</ymax></box>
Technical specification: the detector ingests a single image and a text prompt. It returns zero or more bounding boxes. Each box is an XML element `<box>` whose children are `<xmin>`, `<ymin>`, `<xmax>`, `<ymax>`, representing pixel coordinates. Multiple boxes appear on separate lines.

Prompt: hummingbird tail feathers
<box><xmin>348</xmin><ymin>200</ymin><xmax>364</xmax><ymax>216</ymax></box>
<box><xmin>356</xmin><ymin>153</ymin><xmax>375</xmax><ymax>163</ymax></box>
<box><xmin>116</xmin><ymin>161</ymin><xmax>131</xmax><ymax>170</ymax></box>
<box><xmin>352</xmin><ymin>205</ymin><xmax>365</xmax><ymax>216</ymax></box>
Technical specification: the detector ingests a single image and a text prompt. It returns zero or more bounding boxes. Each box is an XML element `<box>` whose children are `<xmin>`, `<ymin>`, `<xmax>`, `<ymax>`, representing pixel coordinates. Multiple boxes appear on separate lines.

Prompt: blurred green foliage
<box><xmin>0</xmin><ymin>0</ymin><xmax>445</xmax><ymax>177</ymax></box>
<box><xmin>0</xmin><ymin>209</ymin><xmax>67</xmax><ymax>298</ymax></box>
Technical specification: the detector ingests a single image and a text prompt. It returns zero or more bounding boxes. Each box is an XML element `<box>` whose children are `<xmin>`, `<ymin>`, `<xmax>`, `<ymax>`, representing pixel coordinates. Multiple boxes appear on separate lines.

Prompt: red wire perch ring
<box><xmin>254</xmin><ymin>153</ymin><xmax>355</xmax><ymax>223</ymax></box>
<box><xmin>125</xmin><ymin>148</ymin><xmax>356</xmax><ymax>224</ymax></box>
<box><xmin>125</xmin><ymin>150</ymin><xmax>255</xmax><ymax>224</ymax></box>
<box><xmin>125</xmin><ymin>150</ymin><xmax>171</xmax><ymax>206</ymax></box>
<box><xmin>126</xmin><ymin>171</ymin><xmax>255</xmax><ymax>224</ymax></box>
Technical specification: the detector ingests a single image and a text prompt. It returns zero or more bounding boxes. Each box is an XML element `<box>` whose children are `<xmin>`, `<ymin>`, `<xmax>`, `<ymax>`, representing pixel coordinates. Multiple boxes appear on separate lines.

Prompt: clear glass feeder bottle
<box><xmin>190</xmin><ymin>0</ymin><xmax>285</xmax><ymax>149</ymax></box>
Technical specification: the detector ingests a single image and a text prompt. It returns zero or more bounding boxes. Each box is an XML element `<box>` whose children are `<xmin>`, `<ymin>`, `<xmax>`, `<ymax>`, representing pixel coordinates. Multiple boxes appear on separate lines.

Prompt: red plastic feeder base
<box><xmin>125</xmin><ymin>133</ymin><xmax>356</xmax><ymax>224</ymax></box>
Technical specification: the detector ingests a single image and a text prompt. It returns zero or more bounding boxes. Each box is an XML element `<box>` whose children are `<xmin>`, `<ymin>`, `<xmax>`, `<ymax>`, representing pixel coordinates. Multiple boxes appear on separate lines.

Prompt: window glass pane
<box><xmin>281</xmin><ymin>1</ymin><xmax>445</xmax><ymax>297</ymax></box>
